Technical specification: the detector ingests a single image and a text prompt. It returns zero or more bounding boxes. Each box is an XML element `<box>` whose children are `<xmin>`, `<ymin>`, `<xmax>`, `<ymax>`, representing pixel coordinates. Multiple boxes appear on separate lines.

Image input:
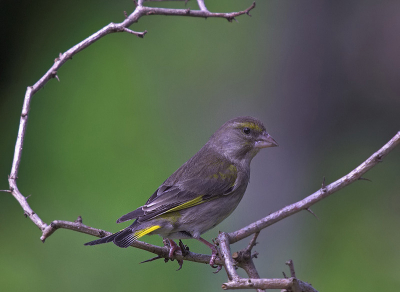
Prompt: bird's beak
<box><xmin>255</xmin><ymin>132</ymin><xmax>279</xmax><ymax>148</ymax></box>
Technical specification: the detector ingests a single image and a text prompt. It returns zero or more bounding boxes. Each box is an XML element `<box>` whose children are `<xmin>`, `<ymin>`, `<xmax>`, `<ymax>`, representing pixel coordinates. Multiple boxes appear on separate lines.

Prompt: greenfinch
<box><xmin>85</xmin><ymin>116</ymin><xmax>278</xmax><ymax>268</ymax></box>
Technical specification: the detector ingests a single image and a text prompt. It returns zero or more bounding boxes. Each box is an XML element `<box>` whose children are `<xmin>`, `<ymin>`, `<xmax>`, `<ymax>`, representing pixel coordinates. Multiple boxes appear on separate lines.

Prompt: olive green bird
<box><xmin>84</xmin><ymin>116</ymin><xmax>278</xmax><ymax>268</ymax></box>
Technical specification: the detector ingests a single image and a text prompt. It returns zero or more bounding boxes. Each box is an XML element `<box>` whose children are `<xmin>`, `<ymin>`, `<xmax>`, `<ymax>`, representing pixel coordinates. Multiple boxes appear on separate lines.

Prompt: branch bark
<box><xmin>5</xmin><ymin>0</ymin><xmax>400</xmax><ymax>291</ymax></box>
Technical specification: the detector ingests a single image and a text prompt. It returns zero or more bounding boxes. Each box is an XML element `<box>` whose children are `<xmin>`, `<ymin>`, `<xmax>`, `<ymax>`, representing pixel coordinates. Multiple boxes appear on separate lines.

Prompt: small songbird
<box><xmin>85</xmin><ymin>116</ymin><xmax>278</xmax><ymax>268</ymax></box>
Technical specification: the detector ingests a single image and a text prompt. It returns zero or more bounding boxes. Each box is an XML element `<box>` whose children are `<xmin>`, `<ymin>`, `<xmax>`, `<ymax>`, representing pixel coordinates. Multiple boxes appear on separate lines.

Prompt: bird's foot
<box><xmin>209</xmin><ymin>247</ymin><xmax>223</xmax><ymax>273</ymax></box>
<box><xmin>197</xmin><ymin>237</ymin><xmax>223</xmax><ymax>273</ymax></box>
<box><xmin>164</xmin><ymin>238</ymin><xmax>184</xmax><ymax>271</ymax></box>
<box><xmin>212</xmin><ymin>264</ymin><xmax>223</xmax><ymax>274</ymax></box>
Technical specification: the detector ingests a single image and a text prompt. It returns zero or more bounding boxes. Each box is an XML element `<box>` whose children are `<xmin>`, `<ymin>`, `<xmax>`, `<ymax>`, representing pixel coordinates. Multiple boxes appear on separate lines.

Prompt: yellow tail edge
<box><xmin>134</xmin><ymin>225</ymin><xmax>161</xmax><ymax>239</ymax></box>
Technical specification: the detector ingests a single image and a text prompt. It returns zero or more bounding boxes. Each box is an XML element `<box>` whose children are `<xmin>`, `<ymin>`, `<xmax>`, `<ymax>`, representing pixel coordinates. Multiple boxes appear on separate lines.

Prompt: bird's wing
<box><xmin>116</xmin><ymin>207</ymin><xmax>145</xmax><ymax>223</ymax></box>
<box><xmin>117</xmin><ymin>152</ymin><xmax>243</xmax><ymax>223</ymax></box>
<box><xmin>139</xmin><ymin>153</ymin><xmax>241</xmax><ymax>221</ymax></box>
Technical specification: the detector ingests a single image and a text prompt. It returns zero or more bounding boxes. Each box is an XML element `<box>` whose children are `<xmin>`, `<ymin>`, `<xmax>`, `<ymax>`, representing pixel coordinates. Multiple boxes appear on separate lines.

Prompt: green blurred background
<box><xmin>1</xmin><ymin>1</ymin><xmax>399</xmax><ymax>291</ymax></box>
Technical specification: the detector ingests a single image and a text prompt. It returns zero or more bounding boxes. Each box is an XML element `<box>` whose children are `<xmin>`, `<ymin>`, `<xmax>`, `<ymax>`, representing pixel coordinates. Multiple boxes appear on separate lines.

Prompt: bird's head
<box><xmin>207</xmin><ymin>116</ymin><xmax>278</xmax><ymax>165</ymax></box>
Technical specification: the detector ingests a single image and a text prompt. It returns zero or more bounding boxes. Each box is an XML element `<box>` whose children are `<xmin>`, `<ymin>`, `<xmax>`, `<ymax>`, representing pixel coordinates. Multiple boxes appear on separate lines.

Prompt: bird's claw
<box><xmin>164</xmin><ymin>238</ymin><xmax>186</xmax><ymax>271</ymax></box>
<box><xmin>209</xmin><ymin>252</ymin><xmax>217</xmax><ymax>267</ymax></box>
<box><xmin>176</xmin><ymin>259</ymin><xmax>184</xmax><ymax>271</ymax></box>
<box><xmin>209</xmin><ymin>247</ymin><xmax>223</xmax><ymax>273</ymax></box>
<box><xmin>178</xmin><ymin>239</ymin><xmax>190</xmax><ymax>256</ymax></box>
<box><xmin>212</xmin><ymin>264</ymin><xmax>223</xmax><ymax>274</ymax></box>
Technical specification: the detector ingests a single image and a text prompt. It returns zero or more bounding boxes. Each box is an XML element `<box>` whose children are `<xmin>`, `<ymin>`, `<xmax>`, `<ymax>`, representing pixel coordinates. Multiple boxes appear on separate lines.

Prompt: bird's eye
<box><xmin>243</xmin><ymin>127</ymin><xmax>251</xmax><ymax>135</ymax></box>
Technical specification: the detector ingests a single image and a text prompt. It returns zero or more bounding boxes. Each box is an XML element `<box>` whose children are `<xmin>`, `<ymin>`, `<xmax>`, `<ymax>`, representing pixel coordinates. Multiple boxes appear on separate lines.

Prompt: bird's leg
<box><xmin>197</xmin><ymin>237</ymin><xmax>222</xmax><ymax>271</ymax></box>
<box><xmin>166</xmin><ymin>239</ymin><xmax>179</xmax><ymax>259</ymax></box>
<box><xmin>165</xmin><ymin>238</ymin><xmax>184</xmax><ymax>270</ymax></box>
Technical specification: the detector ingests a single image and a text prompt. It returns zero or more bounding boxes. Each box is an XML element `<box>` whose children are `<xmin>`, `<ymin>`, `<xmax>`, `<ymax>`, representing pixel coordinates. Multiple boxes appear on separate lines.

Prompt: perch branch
<box><xmin>40</xmin><ymin>218</ymin><xmax>224</xmax><ymax>266</ymax></box>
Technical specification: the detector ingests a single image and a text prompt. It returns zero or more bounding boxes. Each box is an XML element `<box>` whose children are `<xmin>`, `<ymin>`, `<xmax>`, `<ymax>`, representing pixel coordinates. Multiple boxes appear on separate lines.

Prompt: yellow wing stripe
<box><xmin>166</xmin><ymin>196</ymin><xmax>204</xmax><ymax>213</ymax></box>
<box><xmin>134</xmin><ymin>225</ymin><xmax>161</xmax><ymax>239</ymax></box>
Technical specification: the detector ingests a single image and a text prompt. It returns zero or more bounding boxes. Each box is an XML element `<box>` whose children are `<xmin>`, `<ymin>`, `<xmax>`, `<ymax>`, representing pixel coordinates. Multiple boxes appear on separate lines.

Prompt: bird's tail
<box><xmin>84</xmin><ymin>225</ymin><xmax>161</xmax><ymax>248</ymax></box>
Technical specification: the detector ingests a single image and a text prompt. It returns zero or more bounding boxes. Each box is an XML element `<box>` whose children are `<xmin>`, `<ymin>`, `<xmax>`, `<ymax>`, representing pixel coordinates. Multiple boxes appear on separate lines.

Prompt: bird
<box><xmin>84</xmin><ymin>116</ymin><xmax>278</xmax><ymax>269</ymax></box>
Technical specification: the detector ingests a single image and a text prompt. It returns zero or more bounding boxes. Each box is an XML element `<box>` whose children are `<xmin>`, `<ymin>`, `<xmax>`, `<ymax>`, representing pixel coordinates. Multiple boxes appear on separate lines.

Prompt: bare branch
<box><xmin>285</xmin><ymin>260</ymin><xmax>296</xmax><ymax>278</ymax></box>
<box><xmin>221</xmin><ymin>236</ymin><xmax>317</xmax><ymax>291</ymax></box>
<box><xmin>40</xmin><ymin>220</ymin><xmax>107</xmax><ymax>242</ymax></box>
<box><xmin>245</xmin><ymin>231</ymin><xmax>259</xmax><ymax>252</ymax></box>
<box><xmin>141</xmin><ymin>3</ymin><xmax>256</xmax><ymax>22</ymax></box>
<box><xmin>241</xmin><ymin>262</ymin><xmax>264</xmax><ymax>292</ymax></box>
<box><xmin>240</xmin><ymin>254</ymin><xmax>264</xmax><ymax>292</ymax></box>
<box><xmin>222</xmin><ymin>277</ymin><xmax>318</xmax><ymax>291</ymax></box>
<box><xmin>118</xmin><ymin>27</ymin><xmax>148</xmax><ymax>38</ymax></box>
<box><xmin>38</xmin><ymin>218</ymin><xmax>225</xmax><ymax>266</ymax></box>
<box><xmin>219</xmin><ymin>232</ymin><xmax>239</xmax><ymax>281</ymax></box>
<box><xmin>230</xmin><ymin>232</ymin><xmax>264</xmax><ymax>291</ymax></box>
<box><xmin>197</xmin><ymin>0</ymin><xmax>209</xmax><ymax>12</ymax></box>
<box><xmin>228</xmin><ymin>131</ymin><xmax>400</xmax><ymax>243</ymax></box>
<box><xmin>5</xmin><ymin>0</ymin><xmax>400</xmax><ymax>290</ymax></box>
<box><xmin>8</xmin><ymin>183</ymin><xmax>47</xmax><ymax>231</ymax></box>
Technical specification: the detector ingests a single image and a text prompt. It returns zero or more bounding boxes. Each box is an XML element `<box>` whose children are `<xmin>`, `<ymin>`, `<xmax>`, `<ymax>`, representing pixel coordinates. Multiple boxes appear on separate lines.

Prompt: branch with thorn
<box><xmin>4</xmin><ymin>0</ymin><xmax>400</xmax><ymax>290</ymax></box>
<box><xmin>227</xmin><ymin>131</ymin><xmax>400</xmax><ymax>244</ymax></box>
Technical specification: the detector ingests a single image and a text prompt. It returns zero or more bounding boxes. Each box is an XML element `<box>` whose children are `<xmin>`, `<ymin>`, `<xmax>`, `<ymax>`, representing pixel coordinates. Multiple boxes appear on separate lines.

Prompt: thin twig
<box><xmin>197</xmin><ymin>0</ymin><xmax>209</xmax><ymax>12</ymax></box>
<box><xmin>141</xmin><ymin>2</ymin><xmax>256</xmax><ymax>22</ymax></box>
<box><xmin>245</xmin><ymin>231</ymin><xmax>259</xmax><ymax>252</ymax></box>
<box><xmin>285</xmin><ymin>260</ymin><xmax>296</xmax><ymax>278</ymax></box>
